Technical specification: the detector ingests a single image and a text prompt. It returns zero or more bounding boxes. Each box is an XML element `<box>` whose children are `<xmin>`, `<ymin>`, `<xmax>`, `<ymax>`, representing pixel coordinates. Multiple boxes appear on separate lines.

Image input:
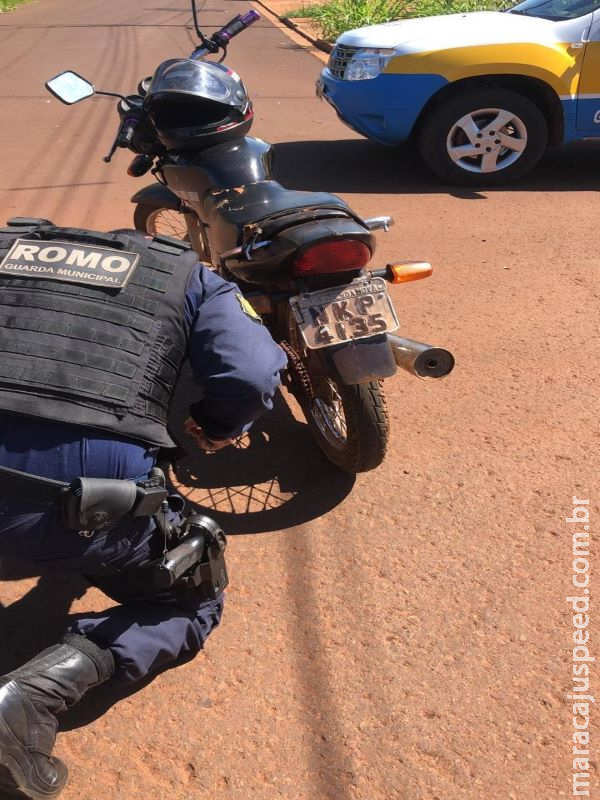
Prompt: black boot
<box><xmin>0</xmin><ymin>633</ymin><xmax>114</xmax><ymax>799</ymax></box>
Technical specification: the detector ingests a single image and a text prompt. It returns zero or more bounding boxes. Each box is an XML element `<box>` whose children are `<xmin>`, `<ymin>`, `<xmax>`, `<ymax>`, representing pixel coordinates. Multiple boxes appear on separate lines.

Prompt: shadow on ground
<box><xmin>0</xmin><ymin>570</ymin><xmax>161</xmax><ymax>734</ymax></box>
<box><xmin>168</xmin><ymin>369</ymin><xmax>355</xmax><ymax>534</ymax></box>
<box><xmin>0</xmin><ymin>571</ymin><xmax>88</xmax><ymax>675</ymax></box>
<box><xmin>273</xmin><ymin>138</ymin><xmax>600</xmax><ymax>198</ymax></box>
<box><xmin>0</xmin><ymin>381</ymin><xmax>353</xmax><ymax>742</ymax></box>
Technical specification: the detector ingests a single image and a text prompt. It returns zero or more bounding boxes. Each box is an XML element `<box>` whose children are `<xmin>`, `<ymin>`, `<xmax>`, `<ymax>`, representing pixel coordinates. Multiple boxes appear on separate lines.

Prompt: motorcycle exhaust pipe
<box><xmin>388</xmin><ymin>334</ymin><xmax>455</xmax><ymax>380</ymax></box>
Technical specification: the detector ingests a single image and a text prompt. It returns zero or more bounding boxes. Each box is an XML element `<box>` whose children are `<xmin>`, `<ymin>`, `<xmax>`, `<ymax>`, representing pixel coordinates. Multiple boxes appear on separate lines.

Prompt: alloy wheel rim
<box><xmin>446</xmin><ymin>107</ymin><xmax>528</xmax><ymax>174</ymax></box>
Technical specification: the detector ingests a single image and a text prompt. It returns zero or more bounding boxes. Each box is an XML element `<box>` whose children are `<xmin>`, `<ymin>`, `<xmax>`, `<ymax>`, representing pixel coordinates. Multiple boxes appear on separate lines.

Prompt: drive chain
<box><xmin>279</xmin><ymin>340</ymin><xmax>314</xmax><ymax>407</ymax></box>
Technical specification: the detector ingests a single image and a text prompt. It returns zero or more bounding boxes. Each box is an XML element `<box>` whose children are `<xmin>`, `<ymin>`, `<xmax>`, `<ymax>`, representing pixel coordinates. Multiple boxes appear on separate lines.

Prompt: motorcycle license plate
<box><xmin>289</xmin><ymin>277</ymin><xmax>399</xmax><ymax>350</ymax></box>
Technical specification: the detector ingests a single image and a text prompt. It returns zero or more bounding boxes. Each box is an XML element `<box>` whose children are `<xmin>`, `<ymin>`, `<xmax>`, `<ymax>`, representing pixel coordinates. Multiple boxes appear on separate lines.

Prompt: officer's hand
<box><xmin>184</xmin><ymin>417</ymin><xmax>236</xmax><ymax>452</ymax></box>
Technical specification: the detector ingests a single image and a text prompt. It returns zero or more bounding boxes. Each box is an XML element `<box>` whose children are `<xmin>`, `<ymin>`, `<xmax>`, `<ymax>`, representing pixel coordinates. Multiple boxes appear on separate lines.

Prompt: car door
<box><xmin>576</xmin><ymin>10</ymin><xmax>600</xmax><ymax>133</ymax></box>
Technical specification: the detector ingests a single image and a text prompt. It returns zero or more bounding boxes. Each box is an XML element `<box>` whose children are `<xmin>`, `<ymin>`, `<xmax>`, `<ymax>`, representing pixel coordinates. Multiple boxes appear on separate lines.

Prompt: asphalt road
<box><xmin>0</xmin><ymin>1</ymin><xmax>599</xmax><ymax>798</ymax></box>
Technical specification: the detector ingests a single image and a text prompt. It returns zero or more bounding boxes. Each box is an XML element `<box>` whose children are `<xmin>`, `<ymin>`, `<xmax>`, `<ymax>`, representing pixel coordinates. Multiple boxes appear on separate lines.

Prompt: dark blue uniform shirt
<box><xmin>0</xmin><ymin>265</ymin><xmax>286</xmax><ymax>483</ymax></box>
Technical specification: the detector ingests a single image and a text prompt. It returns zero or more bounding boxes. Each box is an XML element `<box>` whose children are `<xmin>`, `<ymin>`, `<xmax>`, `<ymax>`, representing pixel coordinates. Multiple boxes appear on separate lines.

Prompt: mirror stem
<box><xmin>95</xmin><ymin>90</ymin><xmax>128</xmax><ymax>101</ymax></box>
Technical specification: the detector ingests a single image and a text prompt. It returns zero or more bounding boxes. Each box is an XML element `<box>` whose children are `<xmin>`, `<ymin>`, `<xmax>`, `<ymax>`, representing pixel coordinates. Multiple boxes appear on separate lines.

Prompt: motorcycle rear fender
<box><xmin>131</xmin><ymin>184</ymin><xmax>181</xmax><ymax>210</ymax></box>
<box><xmin>318</xmin><ymin>334</ymin><xmax>397</xmax><ymax>385</ymax></box>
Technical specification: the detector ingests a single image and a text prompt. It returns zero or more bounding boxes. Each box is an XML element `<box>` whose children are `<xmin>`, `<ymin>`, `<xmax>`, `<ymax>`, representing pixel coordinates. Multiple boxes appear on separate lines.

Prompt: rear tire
<box><xmin>306</xmin><ymin>379</ymin><xmax>389</xmax><ymax>473</ymax></box>
<box><xmin>286</xmin><ymin>313</ymin><xmax>389</xmax><ymax>472</ymax></box>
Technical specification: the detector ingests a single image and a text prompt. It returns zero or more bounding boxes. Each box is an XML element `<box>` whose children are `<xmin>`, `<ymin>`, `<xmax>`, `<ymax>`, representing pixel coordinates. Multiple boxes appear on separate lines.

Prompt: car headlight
<box><xmin>346</xmin><ymin>49</ymin><xmax>396</xmax><ymax>81</ymax></box>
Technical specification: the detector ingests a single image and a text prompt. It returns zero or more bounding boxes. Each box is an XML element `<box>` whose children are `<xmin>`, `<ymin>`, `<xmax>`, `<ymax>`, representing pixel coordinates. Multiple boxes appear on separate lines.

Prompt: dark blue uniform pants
<box><xmin>0</xmin><ymin>499</ymin><xmax>224</xmax><ymax>685</ymax></box>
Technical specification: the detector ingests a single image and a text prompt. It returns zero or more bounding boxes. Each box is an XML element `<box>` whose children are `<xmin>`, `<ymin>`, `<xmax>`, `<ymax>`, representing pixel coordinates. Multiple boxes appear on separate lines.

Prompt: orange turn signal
<box><xmin>387</xmin><ymin>262</ymin><xmax>433</xmax><ymax>284</ymax></box>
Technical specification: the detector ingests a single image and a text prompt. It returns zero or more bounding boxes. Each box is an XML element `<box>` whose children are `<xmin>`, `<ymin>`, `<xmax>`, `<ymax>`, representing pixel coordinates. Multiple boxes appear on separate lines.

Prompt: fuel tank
<box><xmin>161</xmin><ymin>137</ymin><xmax>273</xmax><ymax>206</ymax></box>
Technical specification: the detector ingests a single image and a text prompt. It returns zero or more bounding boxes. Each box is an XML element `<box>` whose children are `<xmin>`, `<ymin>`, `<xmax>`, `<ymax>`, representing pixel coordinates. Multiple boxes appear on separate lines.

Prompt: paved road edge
<box><xmin>251</xmin><ymin>0</ymin><xmax>330</xmax><ymax>64</ymax></box>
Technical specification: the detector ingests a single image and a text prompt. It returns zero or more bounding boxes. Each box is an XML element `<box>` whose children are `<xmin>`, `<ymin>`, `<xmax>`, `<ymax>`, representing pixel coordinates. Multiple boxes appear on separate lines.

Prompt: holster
<box><xmin>62</xmin><ymin>475</ymin><xmax>168</xmax><ymax>532</ymax></box>
<box><xmin>127</xmin><ymin>514</ymin><xmax>229</xmax><ymax>601</ymax></box>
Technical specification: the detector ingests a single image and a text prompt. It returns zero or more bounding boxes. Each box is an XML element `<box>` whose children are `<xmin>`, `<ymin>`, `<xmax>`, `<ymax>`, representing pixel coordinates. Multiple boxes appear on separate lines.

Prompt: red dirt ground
<box><xmin>0</xmin><ymin>0</ymin><xmax>598</xmax><ymax>798</ymax></box>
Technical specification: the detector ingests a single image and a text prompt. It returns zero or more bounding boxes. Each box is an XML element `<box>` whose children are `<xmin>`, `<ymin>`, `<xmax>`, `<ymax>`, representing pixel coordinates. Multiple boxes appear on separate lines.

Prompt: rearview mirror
<box><xmin>45</xmin><ymin>71</ymin><xmax>95</xmax><ymax>105</ymax></box>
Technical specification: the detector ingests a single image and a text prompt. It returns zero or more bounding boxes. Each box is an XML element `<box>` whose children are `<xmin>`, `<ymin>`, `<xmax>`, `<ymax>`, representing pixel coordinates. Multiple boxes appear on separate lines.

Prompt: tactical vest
<box><xmin>0</xmin><ymin>218</ymin><xmax>198</xmax><ymax>448</ymax></box>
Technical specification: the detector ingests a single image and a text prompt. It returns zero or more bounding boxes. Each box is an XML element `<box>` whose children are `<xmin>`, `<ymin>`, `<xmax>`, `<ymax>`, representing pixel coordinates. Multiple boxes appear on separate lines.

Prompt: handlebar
<box><xmin>103</xmin><ymin>111</ymin><xmax>142</xmax><ymax>162</ymax></box>
<box><xmin>191</xmin><ymin>10</ymin><xmax>260</xmax><ymax>59</ymax></box>
<box><xmin>117</xmin><ymin>117</ymin><xmax>139</xmax><ymax>147</ymax></box>
<box><xmin>212</xmin><ymin>10</ymin><xmax>260</xmax><ymax>47</ymax></box>
<box><xmin>100</xmin><ymin>8</ymin><xmax>260</xmax><ymax>163</ymax></box>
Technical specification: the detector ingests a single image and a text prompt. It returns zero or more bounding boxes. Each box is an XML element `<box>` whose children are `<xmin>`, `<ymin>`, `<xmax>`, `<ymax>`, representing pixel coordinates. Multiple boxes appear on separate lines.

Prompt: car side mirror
<box><xmin>45</xmin><ymin>71</ymin><xmax>95</xmax><ymax>105</ymax></box>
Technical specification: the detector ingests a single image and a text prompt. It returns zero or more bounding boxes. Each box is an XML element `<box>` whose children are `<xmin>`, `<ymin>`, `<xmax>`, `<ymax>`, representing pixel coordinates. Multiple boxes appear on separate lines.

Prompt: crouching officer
<box><xmin>0</xmin><ymin>218</ymin><xmax>287</xmax><ymax>799</ymax></box>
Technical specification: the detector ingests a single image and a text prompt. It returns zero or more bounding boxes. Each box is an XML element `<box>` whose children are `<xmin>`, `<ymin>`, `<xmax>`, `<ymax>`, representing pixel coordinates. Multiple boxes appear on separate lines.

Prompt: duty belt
<box><xmin>0</xmin><ymin>465</ymin><xmax>67</xmax><ymax>506</ymax></box>
<box><xmin>0</xmin><ymin>465</ymin><xmax>228</xmax><ymax>600</ymax></box>
<box><xmin>0</xmin><ymin>464</ymin><xmax>168</xmax><ymax>531</ymax></box>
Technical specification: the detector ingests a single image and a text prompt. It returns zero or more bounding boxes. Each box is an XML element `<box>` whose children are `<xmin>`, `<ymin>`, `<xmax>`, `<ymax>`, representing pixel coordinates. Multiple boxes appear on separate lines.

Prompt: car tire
<box><xmin>418</xmin><ymin>88</ymin><xmax>548</xmax><ymax>186</ymax></box>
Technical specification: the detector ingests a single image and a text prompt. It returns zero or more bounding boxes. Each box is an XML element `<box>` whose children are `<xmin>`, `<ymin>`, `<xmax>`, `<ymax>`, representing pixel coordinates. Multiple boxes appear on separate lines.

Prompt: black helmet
<box><xmin>145</xmin><ymin>59</ymin><xmax>253</xmax><ymax>151</ymax></box>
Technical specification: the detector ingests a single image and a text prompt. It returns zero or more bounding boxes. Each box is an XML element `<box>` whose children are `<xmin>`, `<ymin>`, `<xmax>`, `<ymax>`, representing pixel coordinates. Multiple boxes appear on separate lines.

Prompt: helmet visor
<box><xmin>147</xmin><ymin>59</ymin><xmax>248</xmax><ymax>109</ymax></box>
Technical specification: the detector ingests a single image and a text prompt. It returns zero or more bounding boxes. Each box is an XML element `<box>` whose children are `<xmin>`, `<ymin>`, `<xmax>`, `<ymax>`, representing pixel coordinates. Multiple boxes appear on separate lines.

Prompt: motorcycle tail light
<box><xmin>293</xmin><ymin>240</ymin><xmax>371</xmax><ymax>275</ymax></box>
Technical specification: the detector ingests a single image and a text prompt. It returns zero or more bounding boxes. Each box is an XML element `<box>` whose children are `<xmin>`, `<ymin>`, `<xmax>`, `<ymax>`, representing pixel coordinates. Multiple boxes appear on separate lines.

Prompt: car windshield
<box><xmin>509</xmin><ymin>0</ymin><xmax>600</xmax><ymax>20</ymax></box>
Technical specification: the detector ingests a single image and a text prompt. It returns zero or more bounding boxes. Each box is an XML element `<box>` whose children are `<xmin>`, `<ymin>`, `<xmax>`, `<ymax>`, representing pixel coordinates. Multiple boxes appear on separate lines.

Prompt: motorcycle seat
<box><xmin>205</xmin><ymin>180</ymin><xmax>349</xmax><ymax>231</ymax></box>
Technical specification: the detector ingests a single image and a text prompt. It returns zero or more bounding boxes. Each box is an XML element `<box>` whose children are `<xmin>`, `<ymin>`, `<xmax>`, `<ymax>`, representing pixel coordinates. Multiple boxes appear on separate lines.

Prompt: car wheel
<box><xmin>418</xmin><ymin>88</ymin><xmax>548</xmax><ymax>186</ymax></box>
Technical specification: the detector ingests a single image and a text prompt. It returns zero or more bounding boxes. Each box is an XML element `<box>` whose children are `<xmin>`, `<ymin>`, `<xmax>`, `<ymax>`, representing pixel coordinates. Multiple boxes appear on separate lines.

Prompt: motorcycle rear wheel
<box><xmin>286</xmin><ymin>316</ymin><xmax>389</xmax><ymax>473</ymax></box>
<box><xmin>134</xmin><ymin>204</ymin><xmax>188</xmax><ymax>240</ymax></box>
<box><xmin>133</xmin><ymin>203</ymin><xmax>212</xmax><ymax>263</ymax></box>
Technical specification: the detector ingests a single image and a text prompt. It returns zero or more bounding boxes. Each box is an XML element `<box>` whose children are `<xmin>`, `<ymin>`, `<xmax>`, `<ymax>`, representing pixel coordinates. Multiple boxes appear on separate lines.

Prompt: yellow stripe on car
<box><xmin>384</xmin><ymin>42</ymin><xmax>585</xmax><ymax>98</ymax></box>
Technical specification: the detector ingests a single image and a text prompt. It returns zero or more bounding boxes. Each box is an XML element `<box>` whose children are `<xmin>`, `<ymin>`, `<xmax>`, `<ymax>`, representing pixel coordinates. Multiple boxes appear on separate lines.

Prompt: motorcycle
<box><xmin>44</xmin><ymin>0</ymin><xmax>454</xmax><ymax>473</ymax></box>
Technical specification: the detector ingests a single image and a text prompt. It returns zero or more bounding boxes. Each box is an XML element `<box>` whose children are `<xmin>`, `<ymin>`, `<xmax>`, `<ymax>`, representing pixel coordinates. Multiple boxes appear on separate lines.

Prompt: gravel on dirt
<box><xmin>0</xmin><ymin>0</ymin><xmax>598</xmax><ymax>798</ymax></box>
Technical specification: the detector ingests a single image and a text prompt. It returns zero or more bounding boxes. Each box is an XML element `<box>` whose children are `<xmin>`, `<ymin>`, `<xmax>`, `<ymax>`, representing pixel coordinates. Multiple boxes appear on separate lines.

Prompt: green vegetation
<box><xmin>286</xmin><ymin>0</ymin><xmax>509</xmax><ymax>41</ymax></box>
<box><xmin>0</xmin><ymin>0</ymin><xmax>29</xmax><ymax>10</ymax></box>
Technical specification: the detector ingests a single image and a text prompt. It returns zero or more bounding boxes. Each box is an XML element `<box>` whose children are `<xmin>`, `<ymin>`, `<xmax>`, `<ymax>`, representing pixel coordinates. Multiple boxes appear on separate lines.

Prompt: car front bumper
<box><xmin>317</xmin><ymin>69</ymin><xmax>448</xmax><ymax>146</ymax></box>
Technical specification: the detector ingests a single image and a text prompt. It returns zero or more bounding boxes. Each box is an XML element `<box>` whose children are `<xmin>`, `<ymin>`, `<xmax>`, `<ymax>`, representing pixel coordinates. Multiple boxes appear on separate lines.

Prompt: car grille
<box><xmin>328</xmin><ymin>45</ymin><xmax>359</xmax><ymax>80</ymax></box>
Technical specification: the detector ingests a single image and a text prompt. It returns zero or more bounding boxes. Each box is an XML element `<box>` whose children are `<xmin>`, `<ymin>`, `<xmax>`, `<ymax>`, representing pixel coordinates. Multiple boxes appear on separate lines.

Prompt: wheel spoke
<box><xmin>334</xmin><ymin>401</ymin><xmax>347</xmax><ymax>437</ymax></box>
<box><xmin>456</xmin><ymin>114</ymin><xmax>481</xmax><ymax>144</ymax></box>
<box><xmin>149</xmin><ymin>210</ymin><xmax>187</xmax><ymax>240</ymax></box>
<box><xmin>312</xmin><ymin>379</ymin><xmax>348</xmax><ymax>446</ymax></box>
<box><xmin>327</xmin><ymin>386</ymin><xmax>347</xmax><ymax>438</ymax></box>
<box><xmin>486</xmin><ymin>108</ymin><xmax>515</xmax><ymax>133</ymax></box>
<box><xmin>449</xmin><ymin>143</ymin><xmax>480</xmax><ymax>163</ymax></box>
<box><xmin>499</xmin><ymin>132</ymin><xmax>526</xmax><ymax>153</ymax></box>
<box><xmin>480</xmin><ymin>150</ymin><xmax>500</xmax><ymax>173</ymax></box>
